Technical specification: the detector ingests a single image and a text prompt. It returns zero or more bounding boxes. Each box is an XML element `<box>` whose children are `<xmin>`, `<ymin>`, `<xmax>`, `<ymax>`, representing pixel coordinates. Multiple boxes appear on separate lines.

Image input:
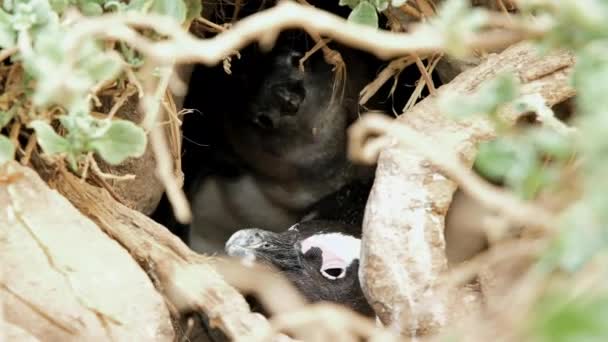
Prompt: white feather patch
<box><xmin>300</xmin><ymin>233</ymin><xmax>361</xmax><ymax>279</ymax></box>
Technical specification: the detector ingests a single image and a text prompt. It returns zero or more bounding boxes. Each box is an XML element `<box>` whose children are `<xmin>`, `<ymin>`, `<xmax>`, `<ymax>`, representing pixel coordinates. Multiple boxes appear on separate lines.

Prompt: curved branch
<box><xmin>350</xmin><ymin>42</ymin><xmax>575</xmax><ymax>336</ymax></box>
<box><xmin>66</xmin><ymin>1</ymin><xmax>539</xmax><ymax>65</ymax></box>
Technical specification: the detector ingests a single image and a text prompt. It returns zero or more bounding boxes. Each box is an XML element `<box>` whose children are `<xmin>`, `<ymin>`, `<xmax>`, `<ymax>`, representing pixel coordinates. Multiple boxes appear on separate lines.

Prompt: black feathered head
<box><xmin>225</xmin><ymin>220</ymin><xmax>374</xmax><ymax>317</ymax></box>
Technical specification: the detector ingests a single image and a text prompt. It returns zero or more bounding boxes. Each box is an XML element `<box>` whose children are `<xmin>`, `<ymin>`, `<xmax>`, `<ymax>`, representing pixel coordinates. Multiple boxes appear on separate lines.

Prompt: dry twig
<box><xmin>65</xmin><ymin>1</ymin><xmax>542</xmax><ymax>65</ymax></box>
<box><xmin>349</xmin><ymin>112</ymin><xmax>555</xmax><ymax>229</ymax></box>
<box><xmin>350</xmin><ymin>42</ymin><xmax>575</xmax><ymax>336</ymax></box>
<box><xmin>359</xmin><ymin>56</ymin><xmax>416</xmax><ymax>106</ymax></box>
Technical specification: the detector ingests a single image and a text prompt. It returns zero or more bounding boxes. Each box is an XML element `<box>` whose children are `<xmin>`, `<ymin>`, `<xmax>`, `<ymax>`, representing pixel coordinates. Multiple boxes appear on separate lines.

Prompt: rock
<box><xmin>0</xmin><ymin>162</ymin><xmax>175</xmax><ymax>341</ymax></box>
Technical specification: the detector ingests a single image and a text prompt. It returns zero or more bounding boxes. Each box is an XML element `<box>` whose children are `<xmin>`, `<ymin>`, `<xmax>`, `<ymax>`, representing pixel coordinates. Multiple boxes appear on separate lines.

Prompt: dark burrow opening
<box><xmin>150</xmin><ymin>0</ymin><xmax>443</xmax><ymax>325</ymax></box>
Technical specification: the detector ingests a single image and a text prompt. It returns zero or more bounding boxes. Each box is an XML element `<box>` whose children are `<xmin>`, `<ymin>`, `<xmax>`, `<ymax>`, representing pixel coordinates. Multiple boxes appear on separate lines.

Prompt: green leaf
<box><xmin>151</xmin><ymin>0</ymin><xmax>187</xmax><ymax>23</ymax></box>
<box><xmin>184</xmin><ymin>0</ymin><xmax>202</xmax><ymax>21</ymax></box>
<box><xmin>370</xmin><ymin>0</ymin><xmax>389</xmax><ymax>11</ymax></box>
<box><xmin>89</xmin><ymin>120</ymin><xmax>147</xmax><ymax>165</ymax></box>
<box><xmin>30</xmin><ymin>120</ymin><xmax>71</xmax><ymax>155</ymax></box>
<box><xmin>104</xmin><ymin>0</ymin><xmax>127</xmax><ymax>12</ymax></box>
<box><xmin>514</xmin><ymin>161</ymin><xmax>550</xmax><ymax>200</ymax></box>
<box><xmin>474</xmin><ymin>139</ymin><xmax>517</xmax><ymax>182</ymax></box>
<box><xmin>530</xmin><ymin>293</ymin><xmax>608</xmax><ymax>342</ymax></box>
<box><xmin>529</xmin><ymin>128</ymin><xmax>573</xmax><ymax>160</ymax></box>
<box><xmin>80</xmin><ymin>2</ymin><xmax>104</xmax><ymax>16</ymax></box>
<box><xmin>339</xmin><ymin>0</ymin><xmax>361</xmax><ymax>9</ymax></box>
<box><xmin>81</xmin><ymin>49</ymin><xmax>122</xmax><ymax>84</ymax></box>
<box><xmin>49</xmin><ymin>0</ymin><xmax>70</xmax><ymax>13</ymax></box>
<box><xmin>0</xmin><ymin>135</ymin><xmax>15</xmax><ymax>165</ymax></box>
<box><xmin>433</xmin><ymin>0</ymin><xmax>488</xmax><ymax>57</ymax></box>
<box><xmin>572</xmin><ymin>44</ymin><xmax>608</xmax><ymax>117</ymax></box>
<box><xmin>10</xmin><ymin>0</ymin><xmax>57</xmax><ymax>32</ymax></box>
<box><xmin>125</xmin><ymin>0</ymin><xmax>154</xmax><ymax>12</ymax></box>
<box><xmin>0</xmin><ymin>8</ymin><xmax>16</xmax><ymax>48</ymax></box>
<box><xmin>347</xmin><ymin>1</ymin><xmax>378</xmax><ymax>28</ymax></box>
<box><xmin>0</xmin><ymin>110</ymin><xmax>15</xmax><ymax>130</ymax></box>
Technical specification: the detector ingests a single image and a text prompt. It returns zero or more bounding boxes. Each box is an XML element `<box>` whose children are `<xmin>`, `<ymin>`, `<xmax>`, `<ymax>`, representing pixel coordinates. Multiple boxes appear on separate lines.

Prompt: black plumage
<box><xmin>225</xmin><ymin>220</ymin><xmax>374</xmax><ymax>317</ymax></box>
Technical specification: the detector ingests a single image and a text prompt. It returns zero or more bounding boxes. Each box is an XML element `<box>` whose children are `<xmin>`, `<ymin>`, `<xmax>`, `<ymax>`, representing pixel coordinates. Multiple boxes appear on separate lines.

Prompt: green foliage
<box><xmin>348</xmin><ymin>1</ymin><xmax>378</xmax><ymax>28</ymax></box>
<box><xmin>151</xmin><ymin>0</ymin><xmax>188</xmax><ymax>22</ymax></box>
<box><xmin>522</xmin><ymin>0</ymin><xmax>608</xmax><ymax>51</ymax></box>
<box><xmin>30</xmin><ymin>109</ymin><xmax>147</xmax><ymax>169</ymax></box>
<box><xmin>89</xmin><ymin>120</ymin><xmax>147</xmax><ymax>165</ymax></box>
<box><xmin>0</xmin><ymin>0</ymin><xmax>197</xmax><ymax>169</ymax></box>
<box><xmin>435</xmin><ymin>2</ymin><xmax>608</xmax><ymax>335</ymax></box>
<box><xmin>475</xmin><ymin>128</ymin><xmax>568</xmax><ymax>200</ymax></box>
<box><xmin>24</xmin><ymin>26</ymin><xmax>122</xmax><ymax>110</ymax></box>
<box><xmin>0</xmin><ymin>135</ymin><xmax>15</xmax><ymax>165</ymax></box>
<box><xmin>0</xmin><ymin>110</ymin><xmax>15</xmax><ymax>129</ymax></box>
<box><xmin>440</xmin><ymin>69</ymin><xmax>577</xmax><ymax>200</ymax></box>
<box><xmin>432</xmin><ymin>0</ymin><xmax>488</xmax><ymax>57</ymax></box>
<box><xmin>0</xmin><ymin>8</ymin><xmax>17</xmax><ymax>48</ymax></box>
<box><xmin>530</xmin><ymin>293</ymin><xmax>608</xmax><ymax>342</ymax></box>
<box><xmin>29</xmin><ymin>120</ymin><xmax>71</xmax><ymax>156</ymax></box>
<box><xmin>339</xmin><ymin>0</ymin><xmax>407</xmax><ymax>28</ymax></box>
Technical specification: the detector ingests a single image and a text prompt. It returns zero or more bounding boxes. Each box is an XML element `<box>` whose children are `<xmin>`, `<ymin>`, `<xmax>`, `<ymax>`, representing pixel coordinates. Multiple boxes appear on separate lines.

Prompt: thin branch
<box><xmin>413</xmin><ymin>53</ymin><xmax>437</xmax><ymax>95</ymax></box>
<box><xmin>0</xmin><ymin>46</ymin><xmax>18</xmax><ymax>63</ymax></box>
<box><xmin>89</xmin><ymin>155</ymin><xmax>135</xmax><ymax>181</ymax></box>
<box><xmin>359</xmin><ymin>56</ymin><xmax>416</xmax><ymax>106</ymax></box>
<box><xmin>402</xmin><ymin>53</ymin><xmax>442</xmax><ymax>112</ymax></box>
<box><xmin>195</xmin><ymin>17</ymin><xmax>227</xmax><ymax>33</ymax></box>
<box><xmin>140</xmin><ymin>65</ymin><xmax>191</xmax><ymax>223</ymax></box>
<box><xmin>19</xmin><ymin>133</ymin><xmax>37</xmax><ymax>166</ymax></box>
<box><xmin>107</xmin><ymin>85</ymin><xmax>137</xmax><ymax>119</ymax></box>
<box><xmin>64</xmin><ymin>1</ymin><xmax>543</xmax><ymax>66</ymax></box>
<box><xmin>348</xmin><ymin>112</ymin><xmax>556</xmax><ymax>231</ymax></box>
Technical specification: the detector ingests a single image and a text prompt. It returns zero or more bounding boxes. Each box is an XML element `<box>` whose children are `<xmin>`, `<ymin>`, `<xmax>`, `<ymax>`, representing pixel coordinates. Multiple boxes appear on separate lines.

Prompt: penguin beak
<box><xmin>225</xmin><ymin>228</ymin><xmax>269</xmax><ymax>260</ymax></box>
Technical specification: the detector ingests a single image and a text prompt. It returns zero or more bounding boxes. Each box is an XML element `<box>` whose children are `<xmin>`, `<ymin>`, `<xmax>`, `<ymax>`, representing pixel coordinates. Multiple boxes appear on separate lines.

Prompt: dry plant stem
<box><xmin>400</xmin><ymin>4</ymin><xmax>422</xmax><ymax>19</ymax></box>
<box><xmin>0</xmin><ymin>47</ymin><xmax>17</xmax><ymax>63</ymax></box>
<box><xmin>415</xmin><ymin>0</ymin><xmax>436</xmax><ymax>18</ymax></box>
<box><xmin>161</xmin><ymin>89</ymin><xmax>184</xmax><ymax>182</ymax></box>
<box><xmin>351</xmin><ymin>42</ymin><xmax>575</xmax><ymax>336</ymax></box>
<box><xmin>413</xmin><ymin>54</ymin><xmax>437</xmax><ymax>95</ymax></box>
<box><xmin>403</xmin><ymin>55</ymin><xmax>441</xmax><ymax>112</ymax></box>
<box><xmin>107</xmin><ymin>86</ymin><xmax>137</xmax><ymax>119</ymax></box>
<box><xmin>19</xmin><ymin>133</ymin><xmax>37</xmax><ymax>166</ymax></box>
<box><xmin>66</xmin><ymin>1</ymin><xmax>540</xmax><ymax>66</ymax></box>
<box><xmin>89</xmin><ymin>155</ymin><xmax>135</xmax><ymax>181</ymax></box>
<box><xmin>270</xmin><ymin>303</ymin><xmax>398</xmax><ymax>342</ymax></box>
<box><xmin>140</xmin><ymin>65</ymin><xmax>191</xmax><ymax>223</ymax></box>
<box><xmin>298</xmin><ymin>38</ymin><xmax>329</xmax><ymax>71</ymax></box>
<box><xmin>359</xmin><ymin>56</ymin><xmax>416</xmax><ymax>106</ymax></box>
<box><xmin>195</xmin><ymin>17</ymin><xmax>227</xmax><ymax>33</ymax></box>
<box><xmin>295</xmin><ymin>0</ymin><xmax>347</xmax><ymax>102</ymax></box>
<box><xmin>125</xmin><ymin>66</ymin><xmax>144</xmax><ymax>98</ymax></box>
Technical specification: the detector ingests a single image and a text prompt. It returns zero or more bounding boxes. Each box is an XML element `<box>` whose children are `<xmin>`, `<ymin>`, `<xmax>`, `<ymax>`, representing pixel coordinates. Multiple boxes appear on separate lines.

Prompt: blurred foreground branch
<box><xmin>43</xmin><ymin>0</ymin><xmax>544</xmax><ymax>224</ymax></box>
<box><xmin>349</xmin><ymin>42</ymin><xmax>575</xmax><ymax>336</ymax></box>
<box><xmin>67</xmin><ymin>1</ymin><xmax>539</xmax><ymax>64</ymax></box>
<box><xmin>24</xmin><ymin>156</ymin><xmax>399</xmax><ymax>342</ymax></box>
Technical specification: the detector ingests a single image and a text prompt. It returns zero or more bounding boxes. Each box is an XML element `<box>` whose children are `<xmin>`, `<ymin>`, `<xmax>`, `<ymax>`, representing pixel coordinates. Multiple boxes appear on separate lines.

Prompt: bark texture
<box><xmin>359</xmin><ymin>42</ymin><xmax>576</xmax><ymax>336</ymax></box>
